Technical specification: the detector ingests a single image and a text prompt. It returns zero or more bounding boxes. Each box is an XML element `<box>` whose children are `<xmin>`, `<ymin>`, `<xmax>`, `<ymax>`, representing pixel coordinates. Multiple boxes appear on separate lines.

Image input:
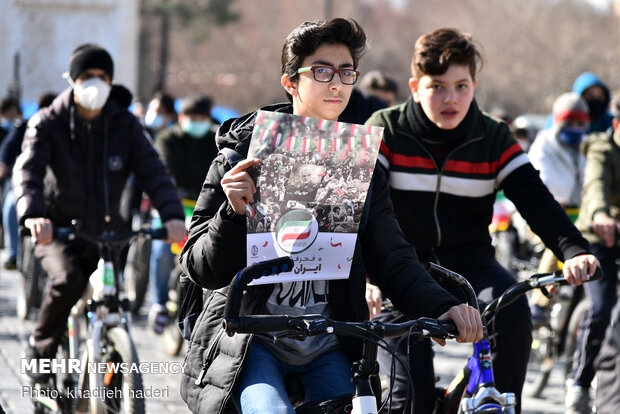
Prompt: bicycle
<box><xmin>430</xmin><ymin>264</ymin><xmax>601</xmax><ymax>414</ymax></box>
<box><xmin>24</xmin><ymin>220</ymin><xmax>167</xmax><ymax>414</ymax></box>
<box><xmin>221</xmin><ymin>257</ymin><xmax>460</xmax><ymax>414</ymax></box>
<box><xmin>161</xmin><ymin>197</ymin><xmax>196</xmax><ymax>356</ymax></box>
<box><xmin>524</xmin><ymin>281</ymin><xmax>586</xmax><ymax>398</ymax></box>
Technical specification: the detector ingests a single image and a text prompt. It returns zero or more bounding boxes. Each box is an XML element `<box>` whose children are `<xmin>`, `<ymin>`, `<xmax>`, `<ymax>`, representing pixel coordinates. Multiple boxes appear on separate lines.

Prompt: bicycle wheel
<box><xmin>525</xmin><ymin>324</ymin><xmax>556</xmax><ymax>398</ymax></box>
<box><xmin>124</xmin><ymin>235</ymin><xmax>151</xmax><ymax>314</ymax></box>
<box><xmin>17</xmin><ymin>237</ymin><xmax>43</xmax><ymax>320</ymax></box>
<box><xmin>89</xmin><ymin>327</ymin><xmax>145</xmax><ymax>414</ymax></box>
<box><xmin>162</xmin><ymin>266</ymin><xmax>183</xmax><ymax>356</ymax></box>
<box><xmin>563</xmin><ymin>299</ymin><xmax>590</xmax><ymax>381</ymax></box>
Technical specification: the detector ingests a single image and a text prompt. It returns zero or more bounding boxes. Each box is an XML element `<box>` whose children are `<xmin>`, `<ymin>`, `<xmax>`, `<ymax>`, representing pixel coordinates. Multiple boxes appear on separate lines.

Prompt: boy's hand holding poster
<box><xmin>246</xmin><ymin>110</ymin><xmax>383</xmax><ymax>285</ymax></box>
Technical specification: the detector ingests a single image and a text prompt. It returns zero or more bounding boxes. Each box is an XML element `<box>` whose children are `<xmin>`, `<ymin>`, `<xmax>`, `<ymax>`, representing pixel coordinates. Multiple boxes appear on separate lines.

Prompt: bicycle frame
<box><xmin>27</xmin><ymin>220</ymin><xmax>167</xmax><ymax>414</ymax></box>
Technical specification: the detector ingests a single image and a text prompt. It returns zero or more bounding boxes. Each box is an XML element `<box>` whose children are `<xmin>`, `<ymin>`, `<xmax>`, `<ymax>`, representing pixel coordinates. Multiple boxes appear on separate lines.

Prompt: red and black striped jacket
<box><xmin>366</xmin><ymin>100</ymin><xmax>589</xmax><ymax>261</ymax></box>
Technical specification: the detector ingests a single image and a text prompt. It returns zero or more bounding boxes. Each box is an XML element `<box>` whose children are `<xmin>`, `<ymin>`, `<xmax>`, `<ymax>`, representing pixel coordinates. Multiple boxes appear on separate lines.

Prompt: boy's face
<box><xmin>281</xmin><ymin>43</ymin><xmax>354</xmax><ymax>121</ymax></box>
<box><xmin>409</xmin><ymin>64</ymin><xmax>477</xmax><ymax>130</ymax></box>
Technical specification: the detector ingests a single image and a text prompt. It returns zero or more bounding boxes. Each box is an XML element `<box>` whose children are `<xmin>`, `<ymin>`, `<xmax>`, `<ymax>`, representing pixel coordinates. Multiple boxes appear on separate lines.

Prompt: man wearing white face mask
<box><xmin>12</xmin><ymin>43</ymin><xmax>186</xmax><ymax>380</ymax></box>
<box><xmin>147</xmin><ymin>94</ymin><xmax>218</xmax><ymax>333</ymax></box>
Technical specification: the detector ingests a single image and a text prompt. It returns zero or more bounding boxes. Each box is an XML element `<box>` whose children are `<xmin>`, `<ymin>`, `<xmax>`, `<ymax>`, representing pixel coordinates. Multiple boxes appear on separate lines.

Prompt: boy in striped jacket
<box><xmin>365</xmin><ymin>27</ymin><xmax>598</xmax><ymax>414</ymax></box>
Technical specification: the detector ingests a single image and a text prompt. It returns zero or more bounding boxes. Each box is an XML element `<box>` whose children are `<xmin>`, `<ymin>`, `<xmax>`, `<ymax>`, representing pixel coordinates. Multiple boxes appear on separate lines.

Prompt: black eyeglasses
<box><xmin>297</xmin><ymin>66</ymin><xmax>360</xmax><ymax>85</ymax></box>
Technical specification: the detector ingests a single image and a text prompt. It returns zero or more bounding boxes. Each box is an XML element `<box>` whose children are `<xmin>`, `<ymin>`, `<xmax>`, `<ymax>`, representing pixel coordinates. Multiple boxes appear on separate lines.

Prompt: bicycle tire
<box><xmin>525</xmin><ymin>324</ymin><xmax>555</xmax><ymax>398</ymax></box>
<box><xmin>124</xmin><ymin>235</ymin><xmax>151</xmax><ymax>314</ymax></box>
<box><xmin>162</xmin><ymin>265</ymin><xmax>184</xmax><ymax>356</ymax></box>
<box><xmin>17</xmin><ymin>237</ymin><xmax>42</xmax><ymax>320</ymax></box>
<box><xmin>563</xmin><ymin>299</ymin><xmax>590</xmax><ymax>381</ymax></box>
<box><xmin>89</xmin><ymin>327</ymin><xmax>145</xmax><ymax>414</ymax></box>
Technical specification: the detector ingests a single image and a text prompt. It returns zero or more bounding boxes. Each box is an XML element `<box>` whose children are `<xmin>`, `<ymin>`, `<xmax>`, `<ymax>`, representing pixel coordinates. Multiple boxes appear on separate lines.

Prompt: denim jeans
<box><xmin>3</xmin><ymin>186</ymin><xmax>18</xmax><ymax>259</ymax></box>
<box><xmin>149</xmin><ymin>237</ymin><xmax>175</xmax><ymax>306</ymax></box>
<box><xmin>232</xmin><ymin>341</ymin><xmax>354</xmax><ymax>414</ymax></box>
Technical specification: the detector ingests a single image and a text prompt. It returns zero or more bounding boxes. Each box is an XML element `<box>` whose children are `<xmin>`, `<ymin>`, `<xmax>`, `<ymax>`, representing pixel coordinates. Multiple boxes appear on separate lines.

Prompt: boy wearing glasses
<box><xmin>366</xmin><ymin>28</ymin><xmax>598</xmax><ymax>413</ymax></box>
<box><xmin>178</xmin><ymin>19</ymin><xmax>482</xmax><ymax>414</ymax></box>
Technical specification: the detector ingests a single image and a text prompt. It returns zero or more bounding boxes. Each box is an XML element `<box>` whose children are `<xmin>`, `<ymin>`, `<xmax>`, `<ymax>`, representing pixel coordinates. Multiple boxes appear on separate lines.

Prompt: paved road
<box><xmin>0</xmin><ymin>251</ymin><xmax>580</xmax><ymax>413</ymax></box>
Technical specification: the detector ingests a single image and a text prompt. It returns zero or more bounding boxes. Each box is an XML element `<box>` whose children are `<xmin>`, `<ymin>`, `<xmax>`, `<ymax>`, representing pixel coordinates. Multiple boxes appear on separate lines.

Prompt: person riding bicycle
<box><xmin>12</xmin><ymin>44</ymin><xmax>186</xmax><ymax>380</ymax></box>
<box><xmin>571</xmin><ymin>97</ymin><xmax>620</xmax><ymax>413</ymax></box>
<box><xmin>148</xmin><ymin>94</ymin><xmax>219</xmax><ymax>334</ymax></box>
<box><xmin>527</xmin><ymin>92</ymin><xmax>590</xmax><ymax>324</ymax></box>
<box><xmin>178</xmin><ymin>18</ymin><xmax>483</xmax><ymax>414</ymax></box>
<box><xmin>364</xmin><ymin>28</ymin><xmax>599</xmax><ymax>414</ymax></box>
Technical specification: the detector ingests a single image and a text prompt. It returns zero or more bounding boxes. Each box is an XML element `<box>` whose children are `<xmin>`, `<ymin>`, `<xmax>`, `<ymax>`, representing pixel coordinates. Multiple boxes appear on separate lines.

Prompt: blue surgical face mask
<box><xmin>183</xmin><ymin>120</ymin><xmax>211</xmax><ymax>138</ymax></box>
<box><xmin>558</xmin><ymin>127</ymin><xmax>586</xmax><ymax>147</ymax></box>
<box><xmin>144</xmin><ymin>109</ymin><xmax>164</xmax><ymax>130</ymax></box>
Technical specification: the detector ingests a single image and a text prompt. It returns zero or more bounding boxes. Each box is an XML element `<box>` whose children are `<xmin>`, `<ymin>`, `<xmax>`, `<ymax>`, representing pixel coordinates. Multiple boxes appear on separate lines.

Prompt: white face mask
<box><xmin>67</xmin><ymin>76</ymin><xmax>111</xmax><ymax>111</ymax></box>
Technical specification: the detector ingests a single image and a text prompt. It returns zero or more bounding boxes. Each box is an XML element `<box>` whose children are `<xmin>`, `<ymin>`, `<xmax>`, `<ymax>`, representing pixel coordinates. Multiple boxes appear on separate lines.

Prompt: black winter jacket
<box><xmin>12</xmin><ymin>86</ymin><xmax>184</xmax><ymax>234</ymax></box>
<box><xmin>178</xmin><ymin>103</ymin><xmax>461</xmax><ymax>413</ymax></box>
<box><xmin>154</xmin><ymin>124</ymin><xmax>219</xmax><ymax>199</ymax></box>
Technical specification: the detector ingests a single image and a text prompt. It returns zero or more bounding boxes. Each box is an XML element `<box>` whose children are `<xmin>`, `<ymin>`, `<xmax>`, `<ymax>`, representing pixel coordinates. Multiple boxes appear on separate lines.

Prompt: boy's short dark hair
<box><xmin>359</xmin><ymin>70</ymin><xmax>398</xmax><ymax>94</ymax></box>
<box><xmin>1</xmin><ymin>97</ymin><xmax>21</xmax><ymax>115</ymax></box>
<box><xmin>151</xmin><ymin>91</ymin><xmax>177</xmax><ymax>115</ymax></box>
<box><xmin>181</xmin><ymin>95</ymin><xmax>212</xmax><ymax>116</ymax></box>
<box><xmin>412</xmin><ymin>28</ymin><xmax>483</xmax><ymax>80</ymax></box>
<box><xmin>281</xmin><ymin>18</ymin><xmax>367</xmax><ymax>101</ymax></box>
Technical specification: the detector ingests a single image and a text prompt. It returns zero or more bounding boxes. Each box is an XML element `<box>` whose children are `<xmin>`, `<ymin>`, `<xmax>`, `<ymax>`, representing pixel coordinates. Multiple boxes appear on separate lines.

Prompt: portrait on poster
<box><xmin>245</xmin><ymin>110</ymin><xmax>383</xmax><ymax>285</ymax></box>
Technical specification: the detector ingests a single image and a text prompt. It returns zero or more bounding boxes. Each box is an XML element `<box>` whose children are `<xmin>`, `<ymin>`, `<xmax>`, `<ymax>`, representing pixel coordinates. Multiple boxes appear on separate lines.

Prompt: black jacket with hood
<box><xmin>13</xmin><ymin>85</ymin><xmax>184</xmax><ymax>234</ymax></box>
<box><xmin>178</xmin><ymin>103</ymin><xmax>461</xmax><ymax>413</ymax></box>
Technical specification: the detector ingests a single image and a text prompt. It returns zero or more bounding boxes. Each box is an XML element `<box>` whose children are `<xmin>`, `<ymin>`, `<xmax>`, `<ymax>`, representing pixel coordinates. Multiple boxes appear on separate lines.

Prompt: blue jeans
<box><xmin>3</xmin><ymin>186</ymin><xmax>18</xmax><ymax>259</ymax></box>
<box><xmin>573</xmin><ymin>242</ymin><xmax>619</xmax><ymax>387</ymax></box>
<box><xmin>149</xmin><ymin>238</ymin><xmax>174</xmax><ymax>306</ymax></box>
<box><xmin>232</xmin><ymin>341</ymin><xmax>354</xmax><ymax>414</ymax></box>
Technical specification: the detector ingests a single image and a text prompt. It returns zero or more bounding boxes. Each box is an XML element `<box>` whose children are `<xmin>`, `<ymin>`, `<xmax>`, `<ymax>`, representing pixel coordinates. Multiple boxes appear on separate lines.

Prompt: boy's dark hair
<box><xmin>151</xmin><ymin>91</ymin><xmax>177</xmax><ymax>115</ymax></box>
<box><xmin>181</xmin><ymin>95</ymin><xmax>212</xmax><ymax>116</ymax></box>
<box><xmin>359</xmin><ymin>70</ymin><xmax>398</xmax><ymax>94</ymax></box>
<box><xmin>1</xmin><ymin>97</ymin><xmax>21</xmax><ymax>115</ymax></box>
<box><xmin>412</xmin><ymin>28</ymin><xmax>483</xmax><ymax>80</ymax></box>
<box><xmin>38</xmin><ymin>92</ymin><xmax>57</xmax><ymax>109</ymax></box>
<box><xmin>281</xmin><ymin>18</ymin><xmax>367</xmax><ymax>101</ymax></box>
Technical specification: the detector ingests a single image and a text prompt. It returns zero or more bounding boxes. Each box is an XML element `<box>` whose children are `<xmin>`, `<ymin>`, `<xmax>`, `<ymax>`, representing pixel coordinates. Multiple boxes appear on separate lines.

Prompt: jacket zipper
<box><xmin>395</xmin><ymin>128</ymin><xmax>483</xmax><ymax>247</ymax></box>
<box><xmin>194</xmin><ymin>327</ymin><xmax>225</xmax><ymax>385</ymax></box>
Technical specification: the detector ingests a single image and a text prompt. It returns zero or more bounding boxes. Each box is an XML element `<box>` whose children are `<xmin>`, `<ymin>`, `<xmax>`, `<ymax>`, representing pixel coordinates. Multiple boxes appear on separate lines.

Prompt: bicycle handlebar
<box><xmin>227</xmin><ymin>313</ymin><xmax>458</xmax><ymax>341</ymax></box>
<box><xmin>481</xmin><ymin>267</ymin><xmax>603</xmax><ymax>320</ymax></box>
<box><xmin>425</xmin><ymin>263</ymin><xmax>479</xmax><ymax>311</ymax></box>
<box><xmin>222</xmin><ymin>258</ymin><xmax>459</xmax><ymax>342</ymax></box>
<box><xmin>222</xmin><ymin>256</ymin><xmax>295</xmax><ymax>334</ymax></box>
<box><xmin>19</xmin><ymin>219</ymin><xmax>168</xmax><ymax>243</ymax></box>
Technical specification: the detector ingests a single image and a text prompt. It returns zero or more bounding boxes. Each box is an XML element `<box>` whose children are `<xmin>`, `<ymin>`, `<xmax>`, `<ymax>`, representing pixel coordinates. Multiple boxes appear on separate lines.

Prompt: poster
<box><xmin>245</xmin><ymin>110</ymin><xmax>383</xmax><ymax>285</ymax></box>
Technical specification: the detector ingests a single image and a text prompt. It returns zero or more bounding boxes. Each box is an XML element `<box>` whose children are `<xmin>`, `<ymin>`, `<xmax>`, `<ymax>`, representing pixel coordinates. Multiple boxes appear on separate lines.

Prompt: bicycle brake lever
<box><xmin>273</xmin><ymin>330</ymin><xmax>309</xmax><ymax>342</ymax></box>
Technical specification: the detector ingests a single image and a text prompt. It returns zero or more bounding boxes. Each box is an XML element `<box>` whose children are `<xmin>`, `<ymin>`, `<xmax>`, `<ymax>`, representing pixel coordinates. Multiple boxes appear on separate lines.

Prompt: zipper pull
<box><xmin>194</xmin><ymin>362</ymin><xmax>210</xmax><ymax>385</ymax></box>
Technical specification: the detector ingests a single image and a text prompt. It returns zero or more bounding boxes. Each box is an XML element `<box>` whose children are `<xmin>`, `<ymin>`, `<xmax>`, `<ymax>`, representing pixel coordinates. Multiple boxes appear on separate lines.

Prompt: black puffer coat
<box><xmin>179</xmin><ymin>103</ymin><xmax>461</xmax><ymax>413</ymax></box>
<box><xmin>13</xmin><ymin>86</ymin><xmax>184</xmax><ymax>233</ymax></box>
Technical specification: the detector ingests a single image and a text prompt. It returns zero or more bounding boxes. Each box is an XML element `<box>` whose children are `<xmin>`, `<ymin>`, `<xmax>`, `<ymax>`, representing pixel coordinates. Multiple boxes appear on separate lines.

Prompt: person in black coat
<box><xmin>13</xmin><ymin>44</ymin><xmax>186</xmax><ymax>379</ymax></box>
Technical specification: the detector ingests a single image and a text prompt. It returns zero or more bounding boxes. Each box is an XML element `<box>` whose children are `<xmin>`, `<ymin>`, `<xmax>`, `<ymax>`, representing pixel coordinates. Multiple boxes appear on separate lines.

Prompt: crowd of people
<box><xmin>1</xmin><ymin>15</ymin><xmax>619</xmax><ymax>414</ymax></box>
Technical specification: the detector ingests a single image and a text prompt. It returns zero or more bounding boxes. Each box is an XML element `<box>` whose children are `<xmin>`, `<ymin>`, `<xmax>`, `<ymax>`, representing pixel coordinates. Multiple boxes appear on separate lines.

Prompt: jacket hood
<box><xmin>572</xmin><ymin>72</ymin><xmax>611</xmax><ymax>105</ymax></box>
<box><xmin>215</xmin><ymin>102</ymin><xmax>292</xmax><ymax>154</ymax></box>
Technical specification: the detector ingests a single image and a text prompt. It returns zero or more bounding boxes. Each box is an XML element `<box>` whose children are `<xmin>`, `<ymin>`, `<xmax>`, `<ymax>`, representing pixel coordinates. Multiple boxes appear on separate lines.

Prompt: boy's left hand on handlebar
<box><xmin>438</xmin><ymin>304</ymin><xmax>483</xmax><ymax>346</ymax></box>
<box><xmin>562</xmin><ymin>254</ymin><xmax>600</xmax><ymax>286</ymax></box>
<box><xmin>163</xmin><ymin>219</ymin><xmax>186</xmax><ymax>244</ymax></box>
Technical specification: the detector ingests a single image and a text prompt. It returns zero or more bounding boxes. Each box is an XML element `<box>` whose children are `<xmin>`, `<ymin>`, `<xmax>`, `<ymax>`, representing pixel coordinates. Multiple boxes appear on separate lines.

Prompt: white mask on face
<box><xmin>67</xmin><ymin>76</ymin><xmax>111</xmax><ymax>111</ymax></box>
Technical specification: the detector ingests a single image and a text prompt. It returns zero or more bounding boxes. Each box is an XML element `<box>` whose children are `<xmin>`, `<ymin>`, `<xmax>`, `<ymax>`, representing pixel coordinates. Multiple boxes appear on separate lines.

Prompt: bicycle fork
<box><xmin>459</xmin><ymin>340</ymin><xmax>516</xmax><ymax>414</ymax></box>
